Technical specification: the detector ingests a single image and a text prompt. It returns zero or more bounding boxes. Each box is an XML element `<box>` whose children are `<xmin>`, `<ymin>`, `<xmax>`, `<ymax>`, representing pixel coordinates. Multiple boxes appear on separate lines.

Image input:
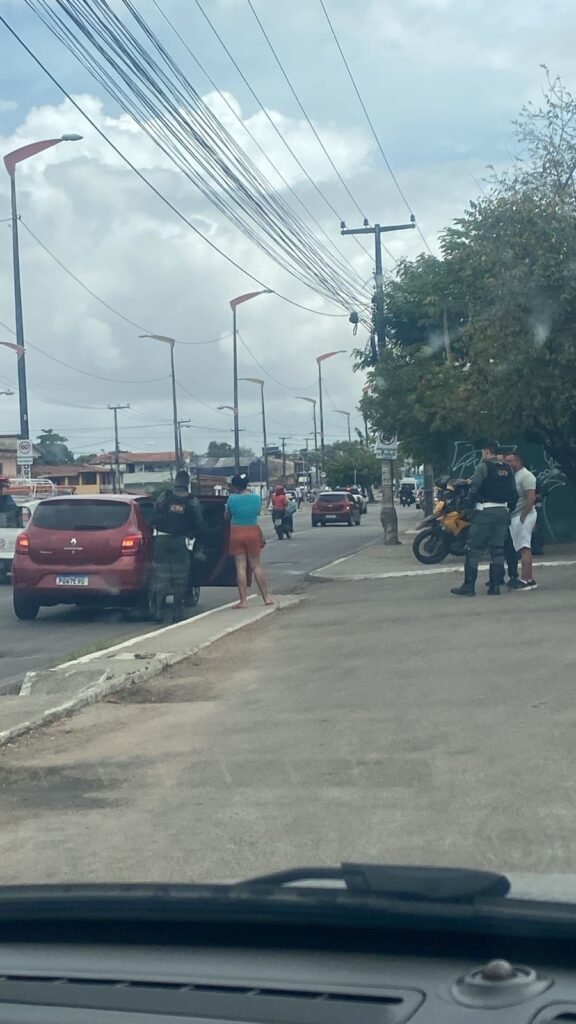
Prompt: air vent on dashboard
<box><xmin>0</xmin><ymin>975</ymin><xmax>424</xmax><ymax>1023</ymax></box>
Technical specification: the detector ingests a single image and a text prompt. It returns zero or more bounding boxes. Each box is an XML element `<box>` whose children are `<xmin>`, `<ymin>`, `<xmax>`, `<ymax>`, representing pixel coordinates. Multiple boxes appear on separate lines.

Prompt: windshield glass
<box><xmin>32</xmin><ymin>501</ymin><xmax>131</xmax><ymax>531</ymax></box>
<box><xmin>0</xmin><ymin>0</ymin><xmax>574</xmax><ymax>904</ymax></box>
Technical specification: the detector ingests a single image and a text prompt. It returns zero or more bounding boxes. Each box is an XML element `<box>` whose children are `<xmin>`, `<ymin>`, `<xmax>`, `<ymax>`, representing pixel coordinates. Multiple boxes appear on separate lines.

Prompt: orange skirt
<box><xmin>229</xmin><ymin>525</ymin><xmax>264</xmax><ymax>558</ymax></box>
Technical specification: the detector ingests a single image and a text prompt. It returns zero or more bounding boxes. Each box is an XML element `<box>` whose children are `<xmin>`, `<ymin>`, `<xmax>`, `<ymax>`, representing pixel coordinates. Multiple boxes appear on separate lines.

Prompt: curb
<box><xmin>0</xmin><ymin>595</ymin><xmax>306</xmax><ymax>749</ymax></box>
<box><xmin>310</xmin><ymin>558</ymin><xmax>576</xmax><ymax>583</ymax></box>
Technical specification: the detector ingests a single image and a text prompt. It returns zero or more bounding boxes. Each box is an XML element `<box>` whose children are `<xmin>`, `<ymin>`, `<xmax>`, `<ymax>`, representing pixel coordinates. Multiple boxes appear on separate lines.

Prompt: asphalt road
<box><xmin>0</xmin><ymin>504</ymin><xmax>389</xmax><ymax>693</ymax></box>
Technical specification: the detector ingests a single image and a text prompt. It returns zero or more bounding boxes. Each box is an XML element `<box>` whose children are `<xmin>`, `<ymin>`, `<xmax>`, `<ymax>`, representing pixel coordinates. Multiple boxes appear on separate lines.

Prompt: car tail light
<box><xmin>16</xmin><ymin>533</ymin><xmax>29</xmax><ymax>553</ymax></box>
<box><xmin>121</xmin><ymin>533</ymin><xmax>143</xmax><ymax>553</ymax></box>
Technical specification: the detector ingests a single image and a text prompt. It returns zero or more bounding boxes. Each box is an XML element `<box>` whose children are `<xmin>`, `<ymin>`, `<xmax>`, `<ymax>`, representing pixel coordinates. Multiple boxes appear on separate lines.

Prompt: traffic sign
<box><xmin>17</xmin><ymin>439</ymin><xmax>32</xmax><ymax>458</ymax></box>
<box><xmin>375</xmin><ymin>443</ymin><xmax>399</xmax><ymax>460</ymax></box>
<box><xmin>17</xmin><ymin>439</ymin><xmax>34</xmax><ymax>465</ymax></box>
<box><xmin>378</xmin><ymin>433</ymin><xmax>397</xmax><ymax>446</ymax></box>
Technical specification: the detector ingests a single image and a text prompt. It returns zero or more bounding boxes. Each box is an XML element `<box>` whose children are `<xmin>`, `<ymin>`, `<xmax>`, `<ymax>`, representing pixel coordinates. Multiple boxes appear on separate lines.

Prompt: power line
<box><xmin>318</xmin><ymin>0</ymin><xmax>434</xmax><ymax>257</ymax></box>
<box><xmin>18</xmin><ymin>220</ymin><xmax>153</xmax><ymax>334</ymax></box>
<box><xmin>20</xmin><ymin>221</ymin><xmax>234</xmax><ymax>347</ymax></box>
<box><xmin>191</xmin><ymin>0</ymin><xmax>379</xmax><ymax>266</ymax></box>
<box><xmin>238</xmin><ymin>332</ymin><xmax>316</xmax><ymax>391</ymax></box>
<box><xmin>24</xmin><ymin>0</ymin><xmax>363</xmax><ymax>310</ymax></box>
<box><xmin>149</xmin><ymin>0</ymin><xmax>368</xmax><ymax>288</ymax></box>
<box><xmin>2</xmin><ymin>11</ymin><xmax>352</xmax><ymax>319</ymax></box>
<box><xmin>246</xmin><ymin>0</ymin><xmax>368</xmax><ymax>224</ymax></box>
<box><xmin>0</xmin><ymin>313</ymin><xmax>169</xmax><ymax>384</ymax></box>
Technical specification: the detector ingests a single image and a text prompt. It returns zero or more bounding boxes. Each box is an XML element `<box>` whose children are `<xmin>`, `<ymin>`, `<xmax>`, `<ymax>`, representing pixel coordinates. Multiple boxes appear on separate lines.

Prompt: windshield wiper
<box><xmin>232</xmin><ymin>863</ymin><xmax>511</xmax><ymax>903</ymax></box>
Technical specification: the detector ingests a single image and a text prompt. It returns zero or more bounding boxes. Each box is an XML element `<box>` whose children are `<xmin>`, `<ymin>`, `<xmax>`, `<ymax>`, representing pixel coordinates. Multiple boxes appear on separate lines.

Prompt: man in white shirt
<box><xmin>504</xmin><ymin>452</ymin><xmax>538</xmax><ymax>590</ymax></box>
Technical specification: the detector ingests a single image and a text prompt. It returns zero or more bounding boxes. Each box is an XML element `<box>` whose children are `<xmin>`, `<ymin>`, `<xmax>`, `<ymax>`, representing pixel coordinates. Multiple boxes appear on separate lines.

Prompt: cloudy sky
<box><xmin>0</xmin><ymin>0</ymin><xmax>573</xmax><ymax>460</ymax></box>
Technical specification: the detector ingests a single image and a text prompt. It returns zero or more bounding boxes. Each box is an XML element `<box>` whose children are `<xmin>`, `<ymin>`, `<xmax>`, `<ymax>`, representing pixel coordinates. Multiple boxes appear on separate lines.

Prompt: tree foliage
<box><xmin>206</xmin><ymin>440</ymin><xmax>255</xmax><ymax>459</ymax></box>
<box><xmin>322</xmin><ymin>441</ymin><xmax>381</xmax><ymax>490</ymax></box>
<box><xmin>35</xmin><ymin>429</ymin><xmax>75</xmax><ymax>465</ymax></box>
<box><xmin>359</xmin><ymin>72</ymin><xmax>576</xmax><ymax>483</ymax></box>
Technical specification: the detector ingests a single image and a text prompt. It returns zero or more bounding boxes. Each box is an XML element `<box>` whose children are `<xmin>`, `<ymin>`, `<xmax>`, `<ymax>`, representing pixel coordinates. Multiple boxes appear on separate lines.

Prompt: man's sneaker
<box><xmin>517</xmin><ymin>578</ymin><xmax>538</xmax><ymax>591</ymax></box>
<box><xmin>507</xmin><ymin>578</ymin><xmax>523</xmax><ymax>590</ymax></box>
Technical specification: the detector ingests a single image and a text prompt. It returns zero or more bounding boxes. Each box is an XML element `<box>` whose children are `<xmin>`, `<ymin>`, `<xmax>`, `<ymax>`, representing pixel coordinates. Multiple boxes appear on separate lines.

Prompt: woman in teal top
<box><xmin>225</xmin><ymin>473</ymin><xmax>273</xmax><ymax>609</ymax></box>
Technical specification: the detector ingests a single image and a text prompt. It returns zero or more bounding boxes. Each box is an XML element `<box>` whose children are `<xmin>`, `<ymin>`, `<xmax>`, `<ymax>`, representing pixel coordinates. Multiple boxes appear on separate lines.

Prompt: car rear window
<box><xmin>32</xmin><ymin>500</ymin><xmax>131</xmax><ymax>531</ymax></box>
<box><xmin>318</xmin><ymin>493</ymin><xmax>348</xmax><ymax>502</ymax></box>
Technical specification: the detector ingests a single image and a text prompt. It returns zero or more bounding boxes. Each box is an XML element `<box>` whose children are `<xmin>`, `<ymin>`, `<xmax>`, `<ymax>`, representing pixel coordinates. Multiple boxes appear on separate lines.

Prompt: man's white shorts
<box><xmin>510</xmin><ymin>508</ymin><xmax>537</xmax><ymax>551</ymax></box>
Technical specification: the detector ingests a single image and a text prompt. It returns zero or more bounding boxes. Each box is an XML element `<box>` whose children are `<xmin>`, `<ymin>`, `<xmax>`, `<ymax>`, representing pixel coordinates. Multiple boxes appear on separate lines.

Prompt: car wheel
<box><xmin>13</xmin><ymin>591</ymin><xmax>40</xmax><ymax>621</ymax></box>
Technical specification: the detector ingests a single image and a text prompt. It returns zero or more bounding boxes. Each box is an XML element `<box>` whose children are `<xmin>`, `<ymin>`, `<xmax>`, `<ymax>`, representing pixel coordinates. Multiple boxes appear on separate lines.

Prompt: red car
<box><xmin>12</xmin><ymin>493</ymin><xmax>236</xmax><ymax>621</ymax></box>
<box><xmin>311</xmin><ymin>491</ymin><xmax>361</xmax><ymax>527</ymax></box>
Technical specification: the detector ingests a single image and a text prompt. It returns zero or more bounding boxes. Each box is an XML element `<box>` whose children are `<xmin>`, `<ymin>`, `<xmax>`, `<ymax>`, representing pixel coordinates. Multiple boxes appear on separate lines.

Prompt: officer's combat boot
<box><xmin>451</xmin><ymin>562</ymin><xmax>477</xmax><ymax>597</ymax></box>
<box><xmin>487</xmin><ymin>562</ymin><xmax>504</xmax><ymax>596</ymax></box>
<box><xmin>172</xmin><ymin>594</ymin><xmax>186</xmax><ymax>623</ymax></box>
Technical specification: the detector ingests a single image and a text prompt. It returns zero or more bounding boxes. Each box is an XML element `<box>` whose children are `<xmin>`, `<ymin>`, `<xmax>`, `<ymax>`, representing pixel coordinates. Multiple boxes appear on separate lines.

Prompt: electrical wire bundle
<box><xmin>23</xmin><ymin>0</ymin><xmax>369</xmax><ymax>316</ymax></box>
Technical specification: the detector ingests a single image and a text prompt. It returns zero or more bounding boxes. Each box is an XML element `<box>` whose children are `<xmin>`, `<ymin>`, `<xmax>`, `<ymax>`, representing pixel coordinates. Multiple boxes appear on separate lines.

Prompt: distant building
<box><xmin>95</xmin><ymin>451</ymin><xmax>194</xmax><ymax>492</ymax></box>
<box><xmin>31</xmin><ymin>463</ymin><xmax>113</xmax><ymax>494</ymax></box>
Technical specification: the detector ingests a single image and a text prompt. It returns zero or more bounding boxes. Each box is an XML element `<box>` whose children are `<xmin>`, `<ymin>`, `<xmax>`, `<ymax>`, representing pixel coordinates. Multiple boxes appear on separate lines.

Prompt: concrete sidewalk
<box><xmin>311</xmin><ymin>527</ymin><xmax>576</xmax><ymax>581</ymax></box>
<box><xmin>0</xmin><ymin>595</ymin><xmax>303</xmax><ymax>748</ymax></box>
<box><xmin>3</xmin><ymin>562</ymin><xmax>576</xmax><ymax>882</ymax></box>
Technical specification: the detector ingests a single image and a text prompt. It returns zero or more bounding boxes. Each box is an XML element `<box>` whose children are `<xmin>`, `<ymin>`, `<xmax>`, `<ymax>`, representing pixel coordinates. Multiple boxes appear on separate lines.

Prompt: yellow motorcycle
<box><xmin>412</xmin><ymin>478</ymin><xmax>472</xmax><ymax>564</ymax></box>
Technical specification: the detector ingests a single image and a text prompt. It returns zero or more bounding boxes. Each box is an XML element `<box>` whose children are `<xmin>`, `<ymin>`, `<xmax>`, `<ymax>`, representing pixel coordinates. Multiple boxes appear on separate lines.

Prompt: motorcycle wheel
<box><xmin>412</xmin><ymin>527</ymin><xmax>449</xmax><ymax>564</ymax></box>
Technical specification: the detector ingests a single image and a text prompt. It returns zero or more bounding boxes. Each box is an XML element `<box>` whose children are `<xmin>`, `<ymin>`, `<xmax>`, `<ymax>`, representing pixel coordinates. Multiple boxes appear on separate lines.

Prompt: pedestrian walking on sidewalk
<box><xmin>504</xmin><ymin>452</ymin><xmax>538</xmax><ymax>590</ymax></box>
<box><xmin>451</xmin><ymin>442</ymin><xmax>517</xmax><ymax>597</ymax></box>
<box><xmin>225</xmin><ymin>473</ymin><xmax>274</xmax><ymax>610</ymax></box>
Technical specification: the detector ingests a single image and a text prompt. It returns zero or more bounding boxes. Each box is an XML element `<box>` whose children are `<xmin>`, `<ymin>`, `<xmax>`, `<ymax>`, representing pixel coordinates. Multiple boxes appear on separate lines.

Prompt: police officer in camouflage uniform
<box><xmin>451</xmin><ymin>442</ymin><xmax>517</xmax><ymax>598</ymax></box>
<box><xmin>150</xmin><ymin>469</ymin><xmax>204</xmax><ymax>622</ymax></box>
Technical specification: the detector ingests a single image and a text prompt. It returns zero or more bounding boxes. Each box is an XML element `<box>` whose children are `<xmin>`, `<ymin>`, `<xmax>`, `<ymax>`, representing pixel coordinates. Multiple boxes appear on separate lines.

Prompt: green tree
<box><xmin>323</xmin><ymin>442</ymin><xmax>381</xmax><ymax>491</ymax></box>
<box><xmin>359</xmin><ymin>72</ymin><xmax>576</xmax><ymax>484</ymax></box>
<box><xmin>206</xmin><ymin>440</ymin><xmax>255</xmax><ymax>460</ymax></box>
<box><xmin>35</xmin><ymin>429</ymin><xmax>75</xmax><ymax>465</ymax></box>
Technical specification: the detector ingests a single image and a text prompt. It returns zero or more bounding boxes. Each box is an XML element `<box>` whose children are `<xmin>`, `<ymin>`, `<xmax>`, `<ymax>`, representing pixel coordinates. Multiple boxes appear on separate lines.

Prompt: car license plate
<box><xmin>56</xmin><ymin>575</ymin><xmax>89</xmax><ymax>586</ymax></box>
<box><xmin>325</xmin><ymin>515</ymin><xmax>338</xmax><ymax>520</ymax></box>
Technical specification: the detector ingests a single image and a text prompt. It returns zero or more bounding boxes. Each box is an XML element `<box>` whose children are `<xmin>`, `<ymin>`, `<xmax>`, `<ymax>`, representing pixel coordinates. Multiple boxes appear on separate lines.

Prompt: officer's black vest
<box><xmin>154</xmin><ymin>491</ymin><xmax>190</xmax><ymax>536</ymax></box>
<box><xmin>477</xmin><ymin>459</ymin><xmax>516</xmax><ymax>503</ymax></box>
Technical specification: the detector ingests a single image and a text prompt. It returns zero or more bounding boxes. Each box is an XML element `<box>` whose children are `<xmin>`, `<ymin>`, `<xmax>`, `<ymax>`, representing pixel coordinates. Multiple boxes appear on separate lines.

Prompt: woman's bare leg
<box><xmin>248</xmin><ymin>553</ymin><xmax>274</xmax><ymax>605</ymax></box>
<box><xmin>234</xmin><ymin>554</ymin><xmax>249</xmax><ymax>608</ymax></box>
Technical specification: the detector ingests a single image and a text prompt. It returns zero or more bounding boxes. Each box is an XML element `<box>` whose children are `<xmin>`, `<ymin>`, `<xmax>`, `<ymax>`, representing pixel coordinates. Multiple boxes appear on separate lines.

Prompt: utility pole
<box><xmin>280</xmin><ymin>436</ymin><xmax>288</xmax><ymax>484</ymax></box>
<box><xmin>108</xmin><ymin>403</ymin><xmax>129</xmax><ymax>494</ymax></box>
<box><xmin>341</xmin><ymin>216</ymin><xmax>415</xmax><ymax>544</ymax></box>
<box><xmin>177</xmin><ymin>419</ymin><xmax>191</xmax><ymax>466</ymax></box>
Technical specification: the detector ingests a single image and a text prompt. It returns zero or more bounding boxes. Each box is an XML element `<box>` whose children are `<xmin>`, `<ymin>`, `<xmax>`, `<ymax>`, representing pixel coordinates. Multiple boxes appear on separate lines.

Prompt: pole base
<box><xmin>380</xmin><ymin>505</ymin><xmax>400</xmax><ymax>545</ymax></box>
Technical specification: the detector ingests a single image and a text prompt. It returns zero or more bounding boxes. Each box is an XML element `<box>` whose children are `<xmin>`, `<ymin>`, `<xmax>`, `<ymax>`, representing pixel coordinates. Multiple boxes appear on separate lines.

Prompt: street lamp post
<box><xmin>335</xmin><ymin>409</ymin><xmax>352</xmax><ymax>442</ymax></box>
<box><xmin>229</xmin><ymin>290</ymin><xmax>272</xmax><ymax>475</ymax></box>
<box><xmin>316</xmin><ymin>351</ymin><xmax>345</xmax><ymax>476</ymax></box>
<box><xmin>139</xmin><ymin>334</ymin><xmax>182</xmax><ymax>470</ymax></box>
<box><xmin>239</xmin><ymin>377</ymin><xmax>267</xmax><ymax>491</ymax></box>
<box><xmin>3</xmin><ymin>134</ymin><xmax>82</xmax><ymax>439</ymax></box>
<box><xmin>296</xmin><ymin>396</ymin><xmax>319</xmax><ymax>488</ymax></box>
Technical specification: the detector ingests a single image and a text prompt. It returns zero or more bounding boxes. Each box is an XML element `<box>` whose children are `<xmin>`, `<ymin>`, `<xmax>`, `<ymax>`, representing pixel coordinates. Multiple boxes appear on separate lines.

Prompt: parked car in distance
<box><xmin>312</xmin><ymin>491</ymin><xmax>361</xmax><ymax>527</ymax></box>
